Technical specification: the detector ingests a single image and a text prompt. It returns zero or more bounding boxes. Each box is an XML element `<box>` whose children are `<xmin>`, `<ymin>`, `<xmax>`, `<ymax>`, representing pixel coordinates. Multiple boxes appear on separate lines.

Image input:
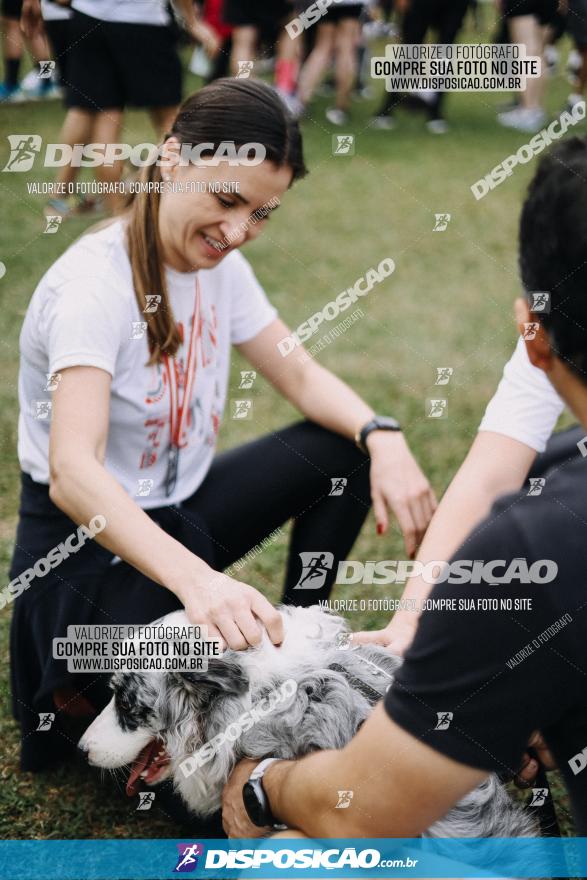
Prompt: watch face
<box><xmin>242</xmin><ymin>781</ymin><xmax>266</xmax><ymax>827</ymax></box>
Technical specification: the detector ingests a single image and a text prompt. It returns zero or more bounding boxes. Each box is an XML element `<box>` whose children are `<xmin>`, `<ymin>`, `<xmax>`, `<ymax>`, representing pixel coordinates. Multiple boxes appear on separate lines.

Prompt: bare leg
<box><xmin>149</xmin><ymin>105</ymin><xmax>178</xmax><ymax>138</ymax></box>
<box><xmin>333</xmin><ymin>17</ymin><xmax>361</xmax><ymax>112</ymax></box>
<box><xmin>230</xmin><ymin>25</ymin><xmax>257</xmax><ymax>76</ymax></box>
<box><xmin>54</xmin><ymin>108</ymin><xmax>94</xmax><ymax>191</ymax></box>
<box><xmin>92</xmin><ymin>109</ymin><xmax>125</xmax><ymax>214</ymax></box>
<box><xmin>508</xmin><ymin>15</ymin><xmax>547</xmax><ymax>110</ymax></box>
<box><xmin>2</xmin><ymin>17</ymin><xmax>23</xmax><ymax>86</ymax></box>
<box><xmin>296</xmin><ymin>23</ymin><xmax>335</xmax><ymax>106</ymax></box>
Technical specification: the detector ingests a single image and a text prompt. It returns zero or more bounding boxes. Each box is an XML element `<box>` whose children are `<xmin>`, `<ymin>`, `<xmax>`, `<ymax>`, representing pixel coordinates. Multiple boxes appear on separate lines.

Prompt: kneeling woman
<box><xmin>9</xmin><ymin>79</ymin><xmax>436</xmax><ymax>772</ymax></box>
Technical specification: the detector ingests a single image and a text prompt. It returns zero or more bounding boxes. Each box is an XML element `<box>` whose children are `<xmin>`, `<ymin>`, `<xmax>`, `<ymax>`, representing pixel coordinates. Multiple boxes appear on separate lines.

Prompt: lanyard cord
<box><xmin>163</xmin><ymin>274</ymin><xmax>201</xmax><ymax>451</ymax></box>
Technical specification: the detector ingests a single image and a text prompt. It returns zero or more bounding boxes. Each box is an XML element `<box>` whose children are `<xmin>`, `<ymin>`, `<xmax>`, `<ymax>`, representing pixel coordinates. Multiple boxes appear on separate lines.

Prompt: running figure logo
<box><xmin>143</xmin><ymin>294</ymin><xmax>162</xmax><ymax>314</ymax></box>
<box><xmin>44</xmin><ymin>215</ymin><xmax>62</xmax><ymax>234</ymax></box>
<box><xmin>427</xmin><ymin>398</ymin><xmax>447</xmax><ymax>419</ymax></box>
<box><xmin>527</xmin><ymin>477</ymin><xmax>545</xmax><ymax>497</ymax></box>
<box><xmin>335</xmin><ymin>790</ymin><xmax>353</xmax><ymax>809</ymax></box>
<box><xmin>435</xmin><ymin>712</ymin><xmax>453</xmax><ymax>730</ymax></box>
<box><xmin>236</xmin><ymin>60</ymin><xmax>254</xmax><ymax>78</ymax></box>
<box><xmin>33</xmin><ymin>400</ymin><xmax>52</xmax><ymax>419</ymax></box>
<box><xmin>239</xmin><ymin>370</ymin><xmax>256</xmax><ymax>389</ymax></box>
<box><xmin>136</xmin><ymin>479</ymin><xmax>154</xmax><ymax>497</ymax></box>
<box><xmin>332</xmin><ymin>135</ymin><xmax>355</xmax><ymax>156</ymax></box>
<box><xmin>174</xmin><ymin>843</ymin><xmax>204</xmax><ymax>873</ymax></box>
<box><xmin>232</xmin><ymin>399</ymin><xmax>252</xmax><ymax>419</ymax></box>
<box><xmin>3</xmin><ymin>134</ymin><xmax>42</xmax><ymax>172</ymax></box>
<box><xmin>435</xmin><ymin>367</ymin><xmax>453</xmax><ymax>385</ymax></box>
<box><xmin>136</xmin><ymin>792</ymin><xmax>156</xmax><ymax>811</ymax></box>
<box><xmin>522</xmin><ymin>322</ymin><xmax>539</xmax><ymax>341</ymax></box>
<box><xmin>38</xmin><ymin>60</ymin><xmax>55</xmax><ymax>78</ymax></box>
<box><xmin>329</xmin><ymin>477</ymin><xmax>347</xmax><ymax>496</ymax></box>
<box><xmin>36</xmin><ymin>713</ymin><xmax>55</xmax><ymax>731</ymax></box>
<box><xmin>433</xmin><ymin>213</ymin><xmax>451</xmax><ymax>232</ymax></box>
<box><xmin>335</xmin><ymin>632</ymin><xmax>353</xmax><ymax>651</ymax></box>
<box><xmin>530</xmin><ymin>291</ymin><xmax>550</xmax><ymax>313</ymax></box>
<box><xmin>130</xmin><ymin>321</ymin><xmax>148</xmax><ymax>339</ymax></box>
<box><xmin>529</xmin><ymin>788</ymin><xmax>549</xmax><ymax>807</ymax></box>
<box><xmin>44</xmin><ymin>372</ymin><xmax>61</xmax><ymax>391</ymax></box>
<box><xmin>293</xmin><ymin>552</ymin><xmax>334</xmax><ymax>589</ymax></box>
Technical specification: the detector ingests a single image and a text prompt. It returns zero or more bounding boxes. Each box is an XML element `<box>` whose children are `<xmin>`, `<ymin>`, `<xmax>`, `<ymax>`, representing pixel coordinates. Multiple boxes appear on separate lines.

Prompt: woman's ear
<box><xmin>159</xmin><ymin>136</ymin><xmax>181</xmax><ymax>183</ymax></box>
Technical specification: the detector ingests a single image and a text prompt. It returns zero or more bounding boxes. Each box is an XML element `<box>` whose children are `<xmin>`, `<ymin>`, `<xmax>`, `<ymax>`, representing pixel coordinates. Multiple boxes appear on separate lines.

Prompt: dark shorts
<box><xmin>503</xmin><ymin>0</ymin><xmax>559</xmax><ymax>25</ymax></box>
<box><xmin>65</xmin><ymin>10</ymin><xmax>182</xmax><ymax>110</ymax></box>
<box><xmin>222</xmin><ymin>0</ymin><xmax>292</xmax><ymax>29</ymax></box>
<box><xmin>44</xmin><ymin>19</ymin><xmax>70</xmax><ymax>86</ymax></box>
<box><xmin>568</xmin><ymin>0</ymin><xmax>587</xmax><ymax>46</ymax></box>
<box><xmin>323</xmin><ymin>3</ymin><xmax>366</xmax><ymax>23</ymax></box>
<box><xmin>1</xmin><ymin>0</ymin><xmax>21</xmax><ymax>19</ymax></box>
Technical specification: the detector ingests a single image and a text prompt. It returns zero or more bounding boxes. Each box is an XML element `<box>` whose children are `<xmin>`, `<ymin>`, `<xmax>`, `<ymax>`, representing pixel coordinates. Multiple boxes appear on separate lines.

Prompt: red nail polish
<box><xmin>377</xmin><ymin>523</ymin><xmax>384</xmax><ymax>535</ymax></box>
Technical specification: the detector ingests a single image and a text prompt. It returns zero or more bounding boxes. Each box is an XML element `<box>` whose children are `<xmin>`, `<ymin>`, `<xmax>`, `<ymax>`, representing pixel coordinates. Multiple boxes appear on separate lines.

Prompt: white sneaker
<box><xmin>370</xmin><ymin>114</ymin><xmax>395</xmax><ymax>130</ymax></box>
<box><xmin>325</xmin><ymin>107</ymin><xmax>348</xmax><ymax>126</ymax></box>
<box><xmin>426</xmin><ymin>118</ymin><xmax>448</xmax><ymax>134</ymax></box>
<box><xmin>497</xmin><ymin>107</ymin><xmax>546</xmax><ymax>133</ymax></box>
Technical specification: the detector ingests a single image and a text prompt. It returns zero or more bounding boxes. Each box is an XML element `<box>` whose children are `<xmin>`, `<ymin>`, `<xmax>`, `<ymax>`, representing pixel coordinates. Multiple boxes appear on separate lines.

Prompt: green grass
<box><xmin>0</xmin><ymin>10</ymin><xmax>582</xmax><ymax>839</ymax></box>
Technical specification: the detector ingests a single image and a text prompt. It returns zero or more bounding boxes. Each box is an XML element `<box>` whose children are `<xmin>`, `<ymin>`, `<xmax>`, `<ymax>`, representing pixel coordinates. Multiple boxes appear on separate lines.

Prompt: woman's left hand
<box><xmin>367</xmin><ymin>431</ymin><xmax>437</xmax><ymax>557</ymax></box>
<box><xmin>222</xmin><ymin>758</ymin><xmax>271</xmax><ymax>838</ymax></box>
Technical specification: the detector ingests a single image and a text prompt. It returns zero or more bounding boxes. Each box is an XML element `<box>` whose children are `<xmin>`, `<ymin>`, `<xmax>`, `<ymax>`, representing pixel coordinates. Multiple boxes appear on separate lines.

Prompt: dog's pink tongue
<box><xmin>126</xmin><ymin>739</ymin><xmax>159</xmax><ymax>797</ymax></box>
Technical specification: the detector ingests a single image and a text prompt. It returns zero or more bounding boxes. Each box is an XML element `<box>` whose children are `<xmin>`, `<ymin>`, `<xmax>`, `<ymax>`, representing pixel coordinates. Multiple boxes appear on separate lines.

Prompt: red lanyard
<box><xmin>163</xmin><ymin>275</ymin><xmax>201</xmax><ymax>496</ymax></box>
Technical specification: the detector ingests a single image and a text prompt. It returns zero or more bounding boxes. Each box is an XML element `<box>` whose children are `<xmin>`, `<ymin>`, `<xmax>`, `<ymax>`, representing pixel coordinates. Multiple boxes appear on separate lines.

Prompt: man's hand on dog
<box><xmin>222</xmin><ymin>758</ymin><xmax>271</xmax><ymax>838</ymax></box>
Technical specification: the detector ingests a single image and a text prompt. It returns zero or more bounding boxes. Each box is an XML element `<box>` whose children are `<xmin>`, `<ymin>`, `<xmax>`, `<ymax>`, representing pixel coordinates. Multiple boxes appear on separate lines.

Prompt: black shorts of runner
<box><xmin>323</xmin><ymin>3</ymin><xmax>366</xmax><ymax>23</ymax></box>
<box><xmin>223</xmin><ymin>0</ymin><xmax>292</xmax><ymax>29</ymax></box>
<box><xmin>44</xmin><ymin>19</ymin><xmax>70</xmax><ymax>87</ymax></box>
<box><xmin>502</xmin><ymin>0</ymin><xmax>559</xmax><ymax>25</ymax></box>
<box><xmin>65</xmin><ymin>10</ymin><xmax>182</xmax><ymax>111</ymax></box>
<box><xmin>1</xmin><ymin>0</ymin><xmax>22</xmax><ymax>19</ymax></box>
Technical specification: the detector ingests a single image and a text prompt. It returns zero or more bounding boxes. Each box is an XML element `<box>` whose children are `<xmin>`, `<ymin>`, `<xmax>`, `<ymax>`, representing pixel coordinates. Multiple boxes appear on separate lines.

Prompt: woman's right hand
<box><xmin>180</xmin><ymin>571</ymin><xmax>285</xmax><ymax>651</ymax></box>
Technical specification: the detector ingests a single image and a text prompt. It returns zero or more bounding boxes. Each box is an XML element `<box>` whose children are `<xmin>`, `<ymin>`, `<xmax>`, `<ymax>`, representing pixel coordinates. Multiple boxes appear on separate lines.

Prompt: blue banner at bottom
<box><xmin>1</xmin><ymin>837</ymin><xmax>586</xmax><ymax>879</ymax></box>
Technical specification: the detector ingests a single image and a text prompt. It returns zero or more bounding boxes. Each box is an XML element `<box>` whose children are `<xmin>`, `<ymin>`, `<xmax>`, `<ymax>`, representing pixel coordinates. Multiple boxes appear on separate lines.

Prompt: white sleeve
<box><xmin>46</xmin><ymin>276</ymin><xmax>129</xmax><ymax>376</ymax></box>
<box><xmin>478</xmin><ymin>337</ymin><xmax>565</xmax><ymax>453</ymax></box>
<box><xmin>227</xmin><ymin>252</ymin><xmax>278</xmax><ymax>345</ymax></box>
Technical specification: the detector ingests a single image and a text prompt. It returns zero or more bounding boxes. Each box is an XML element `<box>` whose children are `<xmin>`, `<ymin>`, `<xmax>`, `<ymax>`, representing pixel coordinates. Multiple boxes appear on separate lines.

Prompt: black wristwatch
<box><xmin>355</xmin><ymin>415</ymin><xmax>402</xmax><ymax>454</ymax></box>
<box><xmin>242</xmin><ymin>758</ymin><xmax>286</xmax><ymax>829</ymax></box>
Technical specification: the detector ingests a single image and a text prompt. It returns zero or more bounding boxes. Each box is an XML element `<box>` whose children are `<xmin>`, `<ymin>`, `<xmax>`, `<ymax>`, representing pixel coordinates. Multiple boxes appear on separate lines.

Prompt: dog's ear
<box><xmin>172</xmin><ymin>658</ymin><xmax>249</xmax><ymax>697</ymax></box>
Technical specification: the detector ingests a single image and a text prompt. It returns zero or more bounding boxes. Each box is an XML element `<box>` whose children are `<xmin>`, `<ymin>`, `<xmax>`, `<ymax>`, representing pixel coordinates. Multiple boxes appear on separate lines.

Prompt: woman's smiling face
<box><xmin>157</xmin><ymin>142</ymin><xmax>293</xmax><ymax>272</ymax></box>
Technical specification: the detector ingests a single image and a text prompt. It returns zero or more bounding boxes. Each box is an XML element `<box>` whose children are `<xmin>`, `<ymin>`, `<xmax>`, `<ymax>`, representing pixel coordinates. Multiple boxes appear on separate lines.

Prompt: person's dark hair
<box><xmin>127</xmin><ymin>78</ymin><xmax>307</xmax><ymax>365</ymax></box>
<box><xmin>520</xmin><ymin>136</ymin><xmax>587</xmax><ymax>383</ymax></box>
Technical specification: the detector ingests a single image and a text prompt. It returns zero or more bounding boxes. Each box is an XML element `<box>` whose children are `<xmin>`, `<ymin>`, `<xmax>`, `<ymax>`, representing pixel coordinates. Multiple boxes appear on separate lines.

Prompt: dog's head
<box><xmin>78</xmin><ymin>657</ymin><xmax>249</xmax><ymax>795</ymax></box>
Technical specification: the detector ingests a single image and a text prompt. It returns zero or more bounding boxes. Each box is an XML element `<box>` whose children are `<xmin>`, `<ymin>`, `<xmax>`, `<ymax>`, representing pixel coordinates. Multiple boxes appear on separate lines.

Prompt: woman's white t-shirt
<box><xmin>18</xmin><ymin>220</ymin><xmax>277</xmax><ymax>509</ymax></box>
<box><xmin>478</xmin><ymin>336</ymin><xmax>565</xmax><ymax>452</ymax></box>
<box><xmin>71</xmin><ymin>0</ymin><xmax>170</xmax><ymax>26</ymax></box>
